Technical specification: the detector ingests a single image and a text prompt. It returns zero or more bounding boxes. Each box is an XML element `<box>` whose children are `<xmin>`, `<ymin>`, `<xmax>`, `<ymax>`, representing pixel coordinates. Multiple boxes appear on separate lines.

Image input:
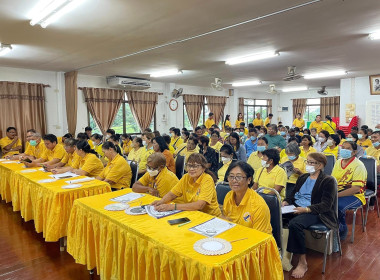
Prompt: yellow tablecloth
<box><xmin>0</xmin><ymin>161</ymin><xmax>112</xmax><ymax>242</ymax></box>
<box><xmin>0</xmin><ymin>161</ymin><xmax>24</xmax><ymax>202</ymax></box>
<box><xmin>67</xmin><ymin>189</ymin><xmax>283</xmax><ymax>280</ymax></box>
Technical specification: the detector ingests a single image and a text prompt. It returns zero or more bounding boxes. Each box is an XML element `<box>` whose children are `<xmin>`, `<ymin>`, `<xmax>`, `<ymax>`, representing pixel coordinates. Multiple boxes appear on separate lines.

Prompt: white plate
<box><xmin>193</xmin><ymin>238</ymin><xmax>232</xmax><ymax>256</ymax></box>
<box><xmin>20</xmin><ymin>169</ymin><xmax>38</xmax><ymax>173</ymax></box>
<box><xmin>61</xmin><ymin>184</ymin><xmax>82</xmax><ymax>189</ymax></box>
<box><xmin>38</xmin><ymin>179</ymin><xmax>58</xmax><ymax>183</ymax></box>
<box><xmin>104</xmin><ymin>203</ymin><xmax>129</xmax><ymax>211</ymax></box>
<box><xmin>125</xmin><ymin>206</ymin><xmax>147</xmax><ymax>215</ymax></box>
<box><xmin>1</xmin><ymin>161</ymin><xmax>19</xmax><ymax>164</ymax></box>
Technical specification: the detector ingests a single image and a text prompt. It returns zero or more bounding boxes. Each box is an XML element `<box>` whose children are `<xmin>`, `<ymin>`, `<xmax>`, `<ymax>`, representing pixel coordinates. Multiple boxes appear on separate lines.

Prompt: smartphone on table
<box><xmin>168</xmin><ymin>217</ymin><xmax>190</xmax><ymax>226</ymax></box>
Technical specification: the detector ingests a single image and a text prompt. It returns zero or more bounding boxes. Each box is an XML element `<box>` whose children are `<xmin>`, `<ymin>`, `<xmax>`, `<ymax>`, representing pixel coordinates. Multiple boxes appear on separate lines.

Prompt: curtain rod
<box><xmin>78</xmin><ymin>87</ymin><xmax>163</xmax><ymax>95</ymax></box>
<box><xmin>1</xmin><ymin>82</ymin><xmax>50</xmax><ymax>88</ymax></box>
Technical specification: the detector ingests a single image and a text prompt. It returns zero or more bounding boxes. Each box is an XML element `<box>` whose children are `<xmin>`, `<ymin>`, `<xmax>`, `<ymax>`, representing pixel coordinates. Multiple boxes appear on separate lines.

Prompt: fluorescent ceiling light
<box><xmin>304</xmin><ymin>70</ymin><xmax>347</xmax><ymax>79</ymax></box>
<box><xmin>150</xmin><ymin>69</ymin><xmax>182</xmax><ymax>78</ymax></box>
<box><xmin>0</xmin><ymin>44</ymin><xmax>12</xmax><ymax>56</ymax></box>
<box><xmin>232</xmin><ymin>80</ymin><xmax>262</xmax><ymax>87</ymax></box>
<box><xmin>29</xmin><ymin>0</ymin><xmax>85</xmax><ymax>28</ymax></box>
<box><xmin>226</xmin><ymin>51</ymin><xmax>279</xmax><ymax>65</ymax></box>
<box><xmin>282</xmin><ymin>86</ymin><xmax>308</xmax><ymax>92</ymax></box>
<box><xmin>369</xmin><ymin>32</ymin><xmax>380</xmax><ymax>40</ymax></box>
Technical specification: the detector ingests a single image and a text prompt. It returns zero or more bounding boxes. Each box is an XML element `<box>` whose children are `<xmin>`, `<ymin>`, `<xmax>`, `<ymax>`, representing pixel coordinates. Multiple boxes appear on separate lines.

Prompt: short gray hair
<box><xmin>32</xmin><ymin>132</ymin><xmax>41</xmax><ymax>138</ymax></box>
<box><xmin>269</xmin><ymin>124</ymin><xmax>278</xmax><ymax>132</ymax></box>
<box><xmin>285</xmin><ymin>142</ymin><xmax>300</xmax><ymax>156</ymax></box>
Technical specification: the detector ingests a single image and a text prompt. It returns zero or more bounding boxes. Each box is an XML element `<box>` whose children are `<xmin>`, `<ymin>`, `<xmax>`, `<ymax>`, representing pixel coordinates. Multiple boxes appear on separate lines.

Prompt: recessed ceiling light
<box><xmin>368</xmin><ymin>32</ymin><xmax>380</xmax><ymax>40</ymax></box>
<box><xmin>0</xmin><ymin>43</ymin><xmax>12</xmax><ymax>56</ymax></box>
<box><xmin>226</xmin><ymin>51</ymin><xmax>279</xmax><ymax>65</ymax></box>
<box><xmin>150</xmin><ymin>69</ymin><xmax>183</xmax><ymax>78</ymax></box>
<box><xmin>232</xmin><ymin>80</ymin><xmax>262</xmax><ymax>87</ymax></box>
<box><xmin>304</xmin><ymin>70</ymin><xmax>347</xmax><ymax>79</ymax></box>
<box><xmin>282</xmin><ymin>86</ymin><xmax>308</xmax><ymax>92</ymax></box>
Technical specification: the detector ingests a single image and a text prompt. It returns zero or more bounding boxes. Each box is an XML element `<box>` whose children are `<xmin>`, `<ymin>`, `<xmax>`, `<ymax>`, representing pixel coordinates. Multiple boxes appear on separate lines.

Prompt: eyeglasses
<box><xmin>185</xmin><ymin>164</ymin><xmax>202</xmax><ymax>170</ymax></box>
<box><xmin>227</xmin><ymin>175</ymin><xmax>247</xmax><ymax>182</ymax></box>
<box><xmin>306</xmin><ymin>160</ymin><xmax>319</xmax><ymax>166</ymax></box>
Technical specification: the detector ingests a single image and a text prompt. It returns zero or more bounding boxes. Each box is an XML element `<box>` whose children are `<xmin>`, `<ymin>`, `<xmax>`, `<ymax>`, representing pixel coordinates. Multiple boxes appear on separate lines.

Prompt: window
<box><xmin>243</xmin><ymin>99</ymin><xmax>269</xmax><ymax>125</ymax></box>
<box><xmin>88</xmin><ymin>92</ymin><xmax>156</xmax><ymax>134</ymax></box>
<box><xmin>183</xmin><ymin>97</ymin><xmax>223</xmax><ymax>130</ymax></box>
<box><xmin>304</xmin><ymin>98</ymin><xmax>321</xmax><ymax>122</ymax></box>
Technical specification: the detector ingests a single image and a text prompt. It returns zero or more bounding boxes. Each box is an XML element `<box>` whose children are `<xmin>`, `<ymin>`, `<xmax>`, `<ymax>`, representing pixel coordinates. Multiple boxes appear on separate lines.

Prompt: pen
<box><xmin>178</xmin><ymin>221</ymin><xmax>191</xmax><ymax>227</ymax></box>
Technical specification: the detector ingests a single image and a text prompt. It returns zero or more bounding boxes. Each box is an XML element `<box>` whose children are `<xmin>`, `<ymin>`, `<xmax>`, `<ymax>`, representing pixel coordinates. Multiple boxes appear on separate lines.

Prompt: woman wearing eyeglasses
<box><xmin>283</xmin><ymin>152</ymin><xmax>338</xmax><ymax>279</ymax></box>
<box><xmin>151</xmin><ymin>153</ymin><xmax>221</xmax><ymax>217</ymax></box>
<box><xmin>222</xmin><ymin>161</ymin><xmax>272</xmax><ymax>234</ymax></box>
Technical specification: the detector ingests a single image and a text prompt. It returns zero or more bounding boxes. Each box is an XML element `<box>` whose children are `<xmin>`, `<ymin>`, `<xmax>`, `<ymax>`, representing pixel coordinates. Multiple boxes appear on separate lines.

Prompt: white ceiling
<box><xmin>1</xmin><ymin>0</ymin><xmax>380</xmax><ymax>92</ymax></box>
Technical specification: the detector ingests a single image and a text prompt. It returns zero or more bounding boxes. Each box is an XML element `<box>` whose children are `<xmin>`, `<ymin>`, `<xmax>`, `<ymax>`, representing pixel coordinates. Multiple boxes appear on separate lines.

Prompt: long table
<box><xmin>0</xmin><ymin>160</ymin><xmax>111</xmax><ymax>242</ymax></box>
<box><xmin>67</xmin><ymin>189</ymin><xmax>284</xmax><ymax>280</ymax></box>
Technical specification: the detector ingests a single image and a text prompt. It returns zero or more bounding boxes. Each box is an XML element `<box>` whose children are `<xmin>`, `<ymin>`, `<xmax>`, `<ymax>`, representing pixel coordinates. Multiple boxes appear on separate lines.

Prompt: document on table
<box><xmin>50</xmin><ymin>172</ymin><xmax>79</xmax><ymax>179</ymax></box>
<box><xmin>145</xmin><ymin>205</ymin><xmax>182</xmax><ymax>219</ymax></box>
<box><xmin>281</xmin><ymin>205</ymin><xmax>296</xmax><ymax>214</ymax></box>
<box><xmin>110</xmin><ymin>192</ymin><xmax>144</xmax><ymax>203</ymax></box>
<box><xmin>65</xmin><ymin>177</ymin><xmax>95</xmax><ymax>184</ymax></box>
<box><xmin>189</xmin><ymin>217</ymin><xmax>236</xmax><ymax>238</ymax></box>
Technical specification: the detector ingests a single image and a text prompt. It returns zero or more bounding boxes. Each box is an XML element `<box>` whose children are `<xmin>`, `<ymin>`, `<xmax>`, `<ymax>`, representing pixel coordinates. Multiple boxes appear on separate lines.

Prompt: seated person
<box><xmin>229</xmin><ymin>132</ymin><xmax>247</xmax><ymax>161</ymax></box>
<box><xmin>121</xmin><ymin>133</ymin><xmax>132</xmax><ymax>155</ymax></box>
<box><xmin>133</xmin><ymin>153</ymin><xmax>179</xmax><ymax>197</ymax></box>
<box><xmin>51</xmin><ymin>138</ymin><xmax>80</xmax><ymax>169</ymax></box>
<box><xmin>91</xmin><ymin>133</ymin><xmax>105</xmax><ymax>160</ymax></box>
<box><xmin>127</xmin><ymin>137</ymin><xmax>145</xmax><ymax>162</ymax></box>
<box><xmin>175</xmin><ymin>136</ymin><xmax>199</xmax><ymax>161</ymax></box>
<box><xmin>222</xmin><ymin>161</ymin><xmax>272</xmax><ymax>234</ymax></box>
<box><xmin>357</xmin><ymin>128</ymin><xmax>372</xmax><ymax>149</ymax></box>
<box><xmin>198</xmin><ymin>136</ymin><xmax>218</xmax><ymax>175</ymax></box>
<box><xmin>300</xmin><ymin>135</ymin><xmax>316</xmax><ymax>158</ymax></box>
<box><xmin>25</xmin><ymin>134</ymin><xmax>66</xmax><ymax>168</ymax></box>
<box><xmin>163</xmin><ymin>135</ymin><xmax>176</xmax><ymax>154</ymax></box>
<box><xmin>365</xmin><ymin>130</ymin><xmax>380</xmax><ymax>174</ymax></box>
<box><xmin>108</xmin><ymin>134</ymin><xmax>123</xmax><ymax>156</ymax></box>
<box><xmin>151</xmin><ymin>153</ymin><xmax>221</xmax><ymax>217</ymax></box>
<box><xmin>314</xmin><ymin>130</ymin><xmax>329</xmax><ymax>152</ymax></box>
<box><xmin>280</xmin><ymin>137</ymin><xmax>298</xmax><ymax>160</ymax></box>
<box><xmin>283</xmin><ymin>153</ymin><xmax>338</xmax><ymax>279</ymax></box>
<box><xmin>60</xmin><ymin>133</ymin><xmax>73</xmax><ymax>146</ymax></box>
<box><xmin>138</xmin><ymin>132</ymin><xmax>156</xmax><ymax>175</ymax></box>
<box><xmin>346</xmin><ymin>133</ymin><xmax>365</xmax><ymax>158</ymax></box>
<box><xmin>96</xmin><ymin>142</ymin><xmax>132</xmax><ymax>189</ymax></box>
<box><xmin>336</xmin><ymin>130</ymin><xmax>346</xmax><ymax>146</ymax></box>
<box><xmin>174</xmin><ymin>131</ymin><xmax>190</xmax><ymax>155</ymax></box>
<box><xmin>217</xmin><ymin>144</ymin><xmax>236</xmax><ymax>183</ymax></box>
<box><xmin>248</xmin><ymin>136</ymin><xmax>268</xmax><ymax>173</ymax></box>
<box><xmin>170</xmin><ymin>128</ymin><xmax>184</xmax><ymax>150</ymax></box>
<box><xmin>323</xmin><ymin>134</ymin><xmax>341</xmax><ymax>159</ymax></box>
<box><xmin>11</xmin><ymin>131</ymin><xmax>46</xmax><ymax>161</ymax></box>
<box><xmin>253</xmin><ymin>148</ymin><xmax>287</xmax><ymax>200</ymax></box>
<box><xmin>0</xmin><ymin>127</ymin><xmax>22</xmax><ymax>158</ymax></box>
<box><xmin>244</xmin><ymin>128</ymin><xmax>258</xmax><ymax>157</ymax></box>
<box><xmin>209</xmin><ymin>130</ymin><xmax>223</xmax><ymax>152</ymax></box>
<box><xmin>77</xmin><ymin>132</ymin><xmax>94</xmax><ymax>149</ymax></box>
<box><xmin>152</xmin><ymin>136</ymin><xmax>176</xmax><ymax>173</ymax></box>
<box><xmin>332</xmin><ymin>141</ymin><xmax>367</xmax><ymax>240</ymax></box>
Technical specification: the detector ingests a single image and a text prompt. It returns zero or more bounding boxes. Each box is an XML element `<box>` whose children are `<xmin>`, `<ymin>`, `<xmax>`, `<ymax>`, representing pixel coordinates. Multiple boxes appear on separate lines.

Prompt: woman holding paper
<box><xmin>282</xmin><ymin>153</ymin><xmax>338</xmax><ymax>279</ymax></box>
<box><xmin>151</xmin><ymin>153</ymin><xmax>221</xmax><ymax>217</ymax></box>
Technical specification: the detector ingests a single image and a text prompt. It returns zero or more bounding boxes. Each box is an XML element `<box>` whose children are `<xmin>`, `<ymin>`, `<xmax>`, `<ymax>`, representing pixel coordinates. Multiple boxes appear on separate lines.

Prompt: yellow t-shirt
<box><xmin>88</xmin><ymin>139</ymin><xmax>95</xmax><ymax>149</ymax></box>
<box><xmin>247</xmin><ymin>151</ymin><xmax>263</xmax><ymax>173</ymax></box>
<box><xmin>139</xmin><ymin>147</ymin><xmax>155</xmax><ymax>171</ymax></box>
<box><xmin>122</xmin><ymin>140</ymin><xmax>132</xmax><ymax>155</ymax></box>
<box><xmin>174</xmin><ymin>142</ymin><xmax>187</xmax><ymax>155</ymax></box>
<box><xmin>0</xmin><ymin>136</ymin><xmax>22</xmax><ymax>157</ymax></box>
<box><xmin>127</xmin><ymin>147</ymin><xmax>145</xmax><ymax>162</ymax></box>
<box><xmin>94</xmin><ymin>143</ymin><xmax>104</xmax><ymax>159</ymax></box>
<box><xmin>253</xmin><ymin>118</ymin><xmax>264</xmax><ymax>127</ymax></box>
<box><xmin>244</xmin><ymin>127</ymin><xmax>249</xmax><ymax>136</ymax></box>
<box><xmin>300</xmin><ymin>146</ymin><xmax>317</xmax><ymax>158</ymax></box>
<box><xmin>322</xmin><ymin>121</ymin><xmax>336</xmax><ymax>134</ymax></box>
<box><xmin>235</xmin><ymin>119</ymin><xmax>244</xmax><ymax>128</ymax></box>
<box><xmin>365</xmin><ymin>146</ymin><xmax>380</xmax><ymax>165</ymax></box>
<box><xmin>62</xmin><ymin>151</ymin><xmax>81</xmax><ymax>168</ymax></box>
<box><xmin>223</xmin><ymin>188</ymin><xmax>272</xmax><ymax>235</ymax></box>
<box><xmin>254</xmin><ymin>165</ymin><xmax>287</xmax><ymax>200</ymax></box>
<box><xmin>170</xmin><ymin>136</ymin><xmax>184</xmax><ymax>150</ymax></box>
<box><xmin>169</xmin><ymin>145</ymin><xmax>175</xmax><ymax>154</ymax></box>
<box><xmin>293</xmin><ymin>118</ymin><xmax>305</xmax><ymax>129</ymax></box>
<box><xmin>217</xmin><ymin>160</ymin><xmax>232</xmax><ymax>183</ymax></box>
<box><xmin>223</xmin><ymin>120</ymin><xmax>231</xmax><ymax>130</ymax></box>
<box><xmin>79</xmin><ymin>153</ymin><xmax>104</xmax><ymax>177</ymax></box>
<box><xmin>279</xmin><ymin>149</ymin><xmax>287</xmax><ymax>160</ymax></box>
<box><xmin>171</xmin><ymin>173</ymin><xmax>221</xmax><ymax>217</ymax></box>
<box><xmin>24</xmin><ymin>140</ymin><xmax>46</xmax><ymax>159</ymax></box>
<box><xmin>205</xmin><ymin>118</ymin><xmax>215</xmax><ymax>129</ymax></box>
<box><xmin>309</xmin><ymin>121</ymin><xmax>323</xmax><ymax>133</ymax></box>
<box><xmin>98</xmin><ymin>154</ymin><xmax>131</xmax><ymax>189</ymax></box>
<box><xmin>264</xmin><ymin>117</ymin><xmax>271</xmax><ymax>127</ymax></box>
<box><xmin>138</xmin><ymin>167</ymin><xmax>179</xmax><ymax>198</ymax></box>
<box><xmin>178</xmin><ymin>148</ymin><xmax>199</xmax><ymax>162</ymax></box>
<box><xmin>323</xmin><ymin>145</ymin><xmax>339</xmax><ymax>159</ymax></box>
<box><xmin>210</xmin><ymin>141</ymin><xmax>223</xmax><ymax>152</ymax></box>
<box><xmin>357</xmin><ymin>139</ymin><xmax>372</xmax><ymax>149</ymax></box>
<box><xmin>332</xmin><ymin>158</ymin><xmax>367</xmax><ymax>205</ymax></box>
<box><xmin>280</xmin><ymin>156</ymin><xmax>306</xmax><ymax>184</ymax></box>
<box><xmin>57</xmin><ymin>137</ymin><xmax>63</xmax><ymax>145</ymax></box>
<box><xmin>41</xmin><ymin>144</ymin><xmax>66</xmax><ymax>162</ymax></box>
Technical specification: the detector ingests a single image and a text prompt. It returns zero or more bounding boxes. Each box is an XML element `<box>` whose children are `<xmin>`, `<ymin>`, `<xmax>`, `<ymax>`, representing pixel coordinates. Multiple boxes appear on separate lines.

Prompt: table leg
<box><xmin>59</xmin><ymin>237</ymin><xmax>65</xmax><ymax>252</ymax></box>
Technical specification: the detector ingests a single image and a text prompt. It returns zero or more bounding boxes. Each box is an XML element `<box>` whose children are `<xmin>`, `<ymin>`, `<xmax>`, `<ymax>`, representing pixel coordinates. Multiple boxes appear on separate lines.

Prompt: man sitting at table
<box><xmin>0</xmin><ymin>127</ymin><xmax>22</xmax><ymax>158</ymax></box>
<box><xmin>24</xmin><ymin>134</ymin><xmax>66</xmax><ymax>168</ymax></box>
<box><xmin>133</xmin><ymin>153</ymin><xmax>179</xmax><ymax>197</ymax></box>
<box><xmin>8</xmin><ymin>130</ymin><xmax>46</xmax><ymax>161</ymax></box>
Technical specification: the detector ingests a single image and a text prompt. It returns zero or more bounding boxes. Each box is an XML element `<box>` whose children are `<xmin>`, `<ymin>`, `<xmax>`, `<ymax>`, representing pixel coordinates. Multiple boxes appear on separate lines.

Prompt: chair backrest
<box><xmin>215</xmin><ymin>182</ymin><xmax>231</xmax><ymax>205</ymax></box>
<box><xmin>359</xmin><ymin>157</ymin><xmax>377</xmax><ymax>193</ymax></box>
<box><xmin>175</xmin><ymin>155</ymin><xmax>185</xmax><ymax>179</ymax></box>
<box><xmin>324</xmin><ymin>155</ymin><xmax>336</xmax><ymax>176</ymax></box>
<box><xmin>256</xmin><ymin>187</ymin><xmax>282</xmax><ymax>251</ymax></box>
<box><xmin>129</xmin><ymin>161</ymin><xmax>139</xmax><ymax>187</ymax></box>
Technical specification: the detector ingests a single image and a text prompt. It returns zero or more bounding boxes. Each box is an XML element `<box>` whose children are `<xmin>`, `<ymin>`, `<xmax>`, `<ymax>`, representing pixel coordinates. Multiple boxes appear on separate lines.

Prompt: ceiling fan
<box><xmin>211</xmin><ymin>78</ymin><xmax>224</xmax><ymax>91</ymax></box>
<box><xmin>171</xmin><ymin>88</ymin><xmax>183</xmax><ymax>98</ymax></box>
<box><xmin>317</xmin><ymin>86</ymin><xmax>328</xmax><ymax>95</ymax></box>
<box><xmin>266</xmin><ymin>84</ymin><xmax>277</xmax><ymax>94</ymax></box>
<box><xmin>283</xmin><ymin>66</ymin><xmax>303</xmax><ymax>81</ymax></box>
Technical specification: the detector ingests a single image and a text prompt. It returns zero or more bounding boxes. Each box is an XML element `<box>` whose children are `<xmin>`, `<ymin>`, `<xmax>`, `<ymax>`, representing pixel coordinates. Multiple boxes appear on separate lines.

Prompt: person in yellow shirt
<box><xmin>209</xmin><ymin>131</ymin><xmax>223</xmax><ymax>152</ymax></box>
<box><xmin>108</xmin><ymin>134</ymin><xmax>123</xmax><ymax>156</ymax></box>
<box><xmin>133</xmin><ymin>153</ymin><xmax>179</xmax><ymax>197</ymax></box>
<box><xmin>0</xmin><ymin>127</ymin><xmax>22</xmax><ymax>158</ymax></box>
<box><xmin>175</xmin><ymin>137</ymin><xmax>199</xmax><ymax>161</ymax></box>
<box><xmin>218</xmin><ymin>144</ymin><xmax>235</xmax><ymax>183</ymax></box>
<box><xmin>127</xmin><ymin>137</ymin><xmax>145</xmax><ymax>162</ymax></box>
<box><xmin>336</xmin><ymin>130</ymin><xmax>346</xmax><ymax>146</ymax></box>
<box><xmin>138</xmin><ymin>132</ymin><xmax>155</xmax><ymax>175</ymax></box>
<box><xmin>248</xmin><ymin>137</ymin><xmax>268</xmax><ymax>173</ymax></box>
<box><xmin>357</xmin><ymin>128</ymin><xmax>372</xmax><ymax>149</ymax></box>
<box><xmin>60</xmin><ymin>133</ymin><xmax>73</xmax><ymax>147</ymax></box>
<box><xmin>253</xmin><ymin>148</ymin><xmax>287</xmax><ymax>200</ymax></box>
<box><xmin>253</xmin><ymin>113</ymin><xmax>264</xmax><ymax>128</ymax></box>
<box><xmin>96</xmin><ymin>141</ymin><xmax>132</xmax><ymax>189</ymax></box>
<box><xmin>264</xmin><ymin>113</ymin><xmax>273</xmax><ymax>127</ymax></box>
<box><xmin>365</xmin><ymin>131</ymin><xmax>380</xmax><ymax>172</ymax></box>
<box><xmin>323</xmin><ymin>134</ymin><xmax>341</xmax><ymax>159</ymax></box>
<box><xmin>205</xmin><ymin>112</ymin><xmax>215</xmax><ymax>129</ymax></box>
<box><xmin>170</xmin><ymin>128</ymin><xmax>184</xmax><ymax>150</ymax></box>
<box><xmin>174</xmin><ymin>131</ymin><xmax>190</xmax><ymax>156</ymax></box>
<box><xmin>152</xmin><ymin>136</ymin><xmax>176</xmax><ymax>173</ymax></box>
<box><xmin>223</xmin><ymin>114</ymin><xmax>231</xmax><ymax>131</ymax></box>
<box><xmin>293</xmin><ymin>113</ymin><xmax>305</xmax><ymax>130</ymax></box>
<box><xmin>50</xmin><ymin>138</ymin><xmax>81</xmax><ymax>170</ymax></box>
<box><xmin>151</xmin><ymin>153</ymin><xmax>221</xmax><ymax>217</ymax></box>
<box><xmin>332</xmin><ymin>141</ymin><xmax>367</xmax><ymax>240</ymax></box>
<box><xmin>235</xmin><ymin>113</ymin><xmax>244</xmax><ymax>128</ymax></box>
<box><xmin>91</xmin><ymin>133</ymin><xmax>105</xmax><ymax>161</ymax></box>
<box><xmin>309</xmin><ymin>115</ymin><xmax>323</xmax><ymax>133</ymax></box>
<box><xmin>77</xmin><ymin>132</ymin><xmax>95</xmax><ymax>149</ymax></box>
<box><xmin>300</xmin><ymin>135</ymin><xmax>317</xmax><ymax>158</ymax></box>
<box><xmin>85</xmin><ymin>126</ymin><xmax>94</xmax><ymax>148</ymax></box>
<box><xmin>121</xmin><ymin>133</ymin><xmax>133</xmax><ymax>156</ymax></box>
<box><xmin>239</xmin><ymin>122</ymin><xmax>249</xmax><ymax>136</ymax></box>
<box><xmin>222</xmin><ymin>161</ymin><xmax>272</xmax><ymax>234</ymax></box>
<box><xmin>322</xmin><ymin>115</ymin><xmax>336</xmax><ymax>134</ymax></box>
<box><xmin>10</xmin><ymin>131</ymin><xmax>46</xmax><ymax>161</ymax></box>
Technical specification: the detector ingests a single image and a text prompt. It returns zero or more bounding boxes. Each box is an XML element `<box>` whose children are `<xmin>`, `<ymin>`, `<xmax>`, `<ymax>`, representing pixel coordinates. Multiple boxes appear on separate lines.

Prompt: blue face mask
<box><xmin>29</xmin><ymin>140</ymin><xmax>37</xmax><ymax>146</ymax></box>
<box><xmin>373</xmin><ymin>141</ymin><xmax>380</xmax><ymax>148</ymax></box>
<box><xmin>340</xmin><ymin>149</ymin><xmax>352</xmax><ymax>159</ymax></box>
<box><xmin>250</xmin><ymin>136</ymin><xmax>256</xmax><ymax>141</ymax></box>
<box><xmin>288</xmin><ymin>155</ymin><xmax>296</xmax><ymax>161</ymax></box>
<box><xmin>239</xmin><ymin>132</ymin><xmax>244</xmax><ymax>137</ymax></box>
<box><xmin>346</xmin><ymin>137</ymin><xmax>353</xmax><ymax>142</ymax></box>
<box><xmin>280</xmin><ymin>131</ymin><xmax>286</xmax><ymax>136</ymax></box>
<box><xmin>257</xmin><ymin>146</ymin><xmax>266</xmax><ymax>152</ymax></box>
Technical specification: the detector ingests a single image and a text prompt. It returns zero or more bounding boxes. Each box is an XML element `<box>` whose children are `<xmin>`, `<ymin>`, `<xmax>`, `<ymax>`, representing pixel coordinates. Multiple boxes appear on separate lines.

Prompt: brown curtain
<box><xmin>292</xmin><ymin>99</ymin><xmax>307</xmax><ymax>119</ymax></box>
<box><xmin>183</xmin><ymin>95</ymin><xmax>205</xmax><ymax>129</ymax></box>
<box><xmin>64</xmin><ymin>71</ymin><xmax>78</xmax><ymax>135</ymax></box>
<box><xmin>238</xmin><ymin>98</ymin><xmax>244</xmax><ymax>117</ymax></box>
<box><xmin>82</xmin><ymin>87</ymin><xmax>124</xmax><ymax>135</ymax></box>
<box><xmin>127</xmin><ymin>91</ymin><xmax>158</xmax><ymax>131</ymax></box>
<box><xmin>320</xmin><ymin>96</ymin><xmax>340</xmax><ymax>118</ymax></box>
<box><xmin>267</xmin><ymin>99</ymin><xmax>272</xmax><ymax>114</ymax></box>
<box><xmin>0</xmin><ymin>81</ymin><xmax>46</xmax><ymax>145</ymax></box>
<box><xmin>206</xmin><ymin>96</ymin><xmax>227</xmax><ymax>124</ymax></box>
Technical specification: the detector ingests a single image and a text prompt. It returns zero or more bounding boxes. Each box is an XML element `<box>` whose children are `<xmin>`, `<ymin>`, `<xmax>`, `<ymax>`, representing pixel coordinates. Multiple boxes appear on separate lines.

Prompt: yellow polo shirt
<box><xmin>323</xmin><ymin>145</ymin><xmax>339</xmax><ymax>159</ymax></box>
<box><xmin>127</xmin><ymin>147</ymin><xmax>144</xmax><ymax>162</ymax></box>
<box><xmin>300</xmin><ymin>146</ymin><xmax>317</xmax><ymax>158</ymax></box>
<box><xmin>170</xmin><ymin>136</ymin><xmax>184</xmax><ymax>150</ymax></box>
<box><xmin>138</xmin><ymin>167</ymin><xmax>179</xmax><ymax>198</ymax></box>
<box><xmin>253</xmin><ymin>118</ymin><xmax>264</xmax><ymax>127</ymax></box>
<box><xmin>24</xmin><ymin>140</ymin><xmax>46</xmax><ymax>159</ymax></box>
<box><xmin>309</xmin><ymin>121</ymin><xmax>323</xmax><ymax>133</ymax></box>
<box><xmin>365</xmin><ymin>146</ymin><xmax>380</xmax><ymax>165</ymax></box>
<box><xmin>254</xmin><ymin>165</ymin><xmax>287</xmax><ymax>200</ymax></box>
<box><xmin>332</xmin><ymin>158</ymin><xmax>367</xmax><ymax>205</ymax></box>
<box><xmin>62</xmin><ymin>151</ymin><xmax>81</xmax><ymax>168</ymax></box>
<box><xmin>357</xmin><ymin>139</ymin><xmax>372</xmax><ymax>150</ymax></box>
<box><xmin>171</xmin><ymin>173</ymin><xmax>221</xmax><ymax>217</ymax></box>
<box><xmin>280</xmin><ymin>149</ymin><xmax>287</xmax><ymax>160</ymax></box>
<box><xmin>79</xmin><ymin>153</ymin><xmax>104</xmax><ymax>177</ymax></box>
<box><xmin>41</xmin><ymin>144</ymin><xmax>66</xmax><ymax>162</ymax></box>
<box><xmin>139</xmin><ymin>147</ymin><xmax>155</xmax><ymax>171</ymax></box>
<box><xmin>88</xmin><ymin>139</ymin><xmax>95</xmax><ymax>149</ymax></box>
<box><xmin>280</xmin><ymin>156</ymin><xmax>306</xmax><ymax>184</ymax></box>
<box><xmin>169</xmin><ymin>145</ymin><xmax>175</xmax><ymax>154</ymax></box>
<box><xmin>0</xmin><ymin>137</ymin><xmax>22</xmax><ymax>157</ymax></box>
<box><xmin>94</xmin><ymin>143</ymin><xmax>104</xmax><ymax>159</ymax></box>
<box><xmin>223</xmin><ymin>188</ymin><xmax>272</xmax><ymax>234</ymax></box>
<box><xmin>210</xmin><ymin>141</ymin><xmax>223</xmax><ymax>152</ymax></box>
<box><xmin>322</xmin><ymin>121</ymin><xmax>336</xmax><ymax>134</ymax></box>
<box><xmin>217</xmin><ymin>160</ymin><xmax>232</xmax><ymax>183</ymax></box>
<box><xmin>205</xmin><ymin>118</ymin><xmax>215</xmax><ymax>129</ymax></box>
<box><xmin>98</xmin><ymin>154</ymin><xmax>131</xmax><ymax>189</ymax></box>
<box><xmin>235</xmin><ymin>119</ymin><xmax>244</xmax><ymax>128</ymax></box>
<box><xmin>174</xmin><ymin>143</ymin><xmax>187</xmax><ymax>155</ymax></box>
<box><xmin>223</xmin><ymin>120</ymin><xmax>231</xmax><ymax>130</ymax></box>
<box><xmin>293</xmin><ymin>118</ymin><xmax>305</xmax><ymax>129</ymax></box>
<box><xmin>122</xmin><ymin>140</ymin><xmax>132</xmax><ymax>155</ymax></box>
<box><xmin>264</xmin><ymin>117</ymin><xmax>271</xmax><ymax>127</ymax></box>
<box><xmin>247</xmin><ymin>151</ymin><xmax>263</xmax><ymax>173</ymax></box>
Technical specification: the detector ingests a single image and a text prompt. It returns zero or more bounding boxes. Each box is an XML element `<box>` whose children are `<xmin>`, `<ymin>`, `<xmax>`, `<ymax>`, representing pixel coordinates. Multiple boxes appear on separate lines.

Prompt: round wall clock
<box><xmin>169</xmin><ymin>99</ymin><xmax>179</xmax><ymax>111</ymax></box>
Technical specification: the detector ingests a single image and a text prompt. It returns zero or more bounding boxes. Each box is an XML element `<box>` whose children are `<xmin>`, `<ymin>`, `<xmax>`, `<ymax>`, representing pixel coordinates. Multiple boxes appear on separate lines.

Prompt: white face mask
<box><xmin>147</xmin><ymin>168</ymin><xmax>159</xmax><ymax>177</ymax></box>
<box><xmin>221</xmin><ymin>157</ymin><xmax>231</xmax><ymax>164</ymax></box>
<box><xmin>305</xmin><ymin>164</ymin><xmax>316</xmax><ymax>174</ymax></box>
<box><xmin>319</xmin><ymin>137</ymin><xmax>326</xmax><ymax>143</ymax></box>
<box><xmin>261</xmin><ymin>160</ymin><xmax>270</xmax><ymax>168</ymax></box>
<box><xmin>258</xmin><ymin>133</ymin><xmax>264</xmax><ymax>138</ymax></box>
<box><xmin>358</xmin><ymin>134</ymin><xmax>363</xmax><ymax>140</ymax></box>
<box><xmin>106</xmin><ymin>135</ymin><xmax>111</xmax><ymax>140</ymax></box>
<box><xmin>326</xmin><ymin>139</ymin><xmax>334</xmax><ymax>146</ymax></box>
<box><xmin>142</xmin><ymin>140</ymin><xmax>147</xmax><ymax>146</ymax></box>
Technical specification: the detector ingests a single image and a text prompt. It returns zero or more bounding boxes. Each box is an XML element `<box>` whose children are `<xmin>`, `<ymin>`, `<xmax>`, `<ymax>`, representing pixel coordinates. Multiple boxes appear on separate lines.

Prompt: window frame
<box><xmin>304</xmin><ymin>98</ymin><xmax>321</xmax><ymax>122</ymax></box>
<box><xmin>243</xmin><ymin>99</ymin><xmax>270</xmax><ymax>125</ymax></box>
